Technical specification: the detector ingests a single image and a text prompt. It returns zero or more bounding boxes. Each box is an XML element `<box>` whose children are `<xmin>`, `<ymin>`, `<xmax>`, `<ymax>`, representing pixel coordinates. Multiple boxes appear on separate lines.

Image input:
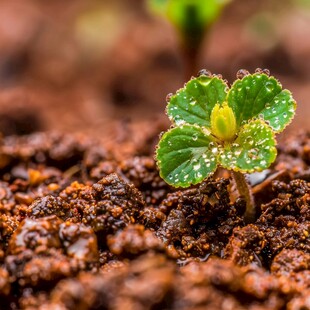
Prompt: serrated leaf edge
<box><xmin>166</xmin><ymin>75</ymin><xmax>229</xmax><ymax>126</ymax></box>
<box><xmin>228</xmin><ymin>73</ymin><xmax>296</xmax><ymax>133</ymax></box>
<box><xmin>218</xmin><ymin>119</ymin><xmax>278</xmax><ymax>173</ymax></box>
<box><xmin>155</xmin><ymin>124</ymin><xmax>219</xmax><ymax>187</ymax></box>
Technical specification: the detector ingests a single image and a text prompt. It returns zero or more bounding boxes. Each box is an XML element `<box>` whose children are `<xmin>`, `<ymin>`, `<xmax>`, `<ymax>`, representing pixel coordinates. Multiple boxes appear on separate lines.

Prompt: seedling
<box><xmin>156</xmin><ymin>69</ymin><xmax>296</xmax><ymax>222</ymax></box>
<box><xmin>147</xmin><ymin>0</ymin><xmax>231</xmax><ymax>77</ymax></box>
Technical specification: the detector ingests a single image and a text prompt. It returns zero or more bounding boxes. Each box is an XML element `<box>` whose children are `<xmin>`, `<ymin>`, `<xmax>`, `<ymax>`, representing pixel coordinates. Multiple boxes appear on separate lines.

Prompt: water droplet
<box><xmin>260</xmin><ymin>160</ymin><xmax>267</xmax><ymax>166</ymax></box>
<box><xmin>175</xmin><ymin>119</ymin><xmax>186</xmax><ymax>126</ymax></box>
<box><xmin>197</xmin><ymin>172</ymin><xmax>202</xmax><ymax>178</ymax></box>
<box><xmin>255</xmin><ymin>68</ymin><xmax>264</xmax><ymax>74</ymax></box>
<box><xmin>236</xmin><ymin>69</ymin><xmax>250</xmax><ymax>79</ymax></box>
<box><xmin>211</xmin><ymin>147</ymin><xmax>218</xmax><ymax>154</ymax></box>
<box><xmin>262</xmin><ymin>69</ymin><xmax>270</xmax><ymax>76</ymax></box>
<box><xmin>190</xmin><ymin>100</ymin><xmax>196</xmax><ymax>106</ymax></box>
<box><xmin>198</xmin><ymin>69</ymin><xmax>212</xmax><ymax>77</ymax></box>
<box><xmin>194</xmin><ymin>163</ymin><xmax>201</xmax><ymax>171</ymax></box>
<box><xmin>166</xmin><ymin>93</ymin><xmax>173</xmax><ymax>102</ymax></box>
<box><xmin>265</xmin><ymin>82</ymin><xmax>274</xmax><ymax>92</ymax></box>
<box><xmin>245</xmin><ymin>137</ymin><xmax>254</xmax><ymax>146</ymax></box>
<box><xmin>283</xmin><ymin>112</ymin><xmax>288</xmax><ymax>119</ymax></box>
<box><xmin>192</xmin><ymin>134</ymin><xmax>198</xmax><ymax>141</ymax></box>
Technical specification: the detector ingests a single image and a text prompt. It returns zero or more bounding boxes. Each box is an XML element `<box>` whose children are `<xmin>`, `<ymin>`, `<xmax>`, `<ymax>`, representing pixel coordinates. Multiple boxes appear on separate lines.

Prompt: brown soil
<box><xmin>0</xmin><ymin>129</ymin><xmax>309</xmax><ymax>310</ymax></box>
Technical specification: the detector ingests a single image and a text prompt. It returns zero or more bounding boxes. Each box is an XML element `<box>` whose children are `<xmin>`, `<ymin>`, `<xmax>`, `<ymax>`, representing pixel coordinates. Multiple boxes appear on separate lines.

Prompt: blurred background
<box><xmin>0</xmin><ymin>0</ymin><xmax>309</xmax><ymax>142</ymax></box>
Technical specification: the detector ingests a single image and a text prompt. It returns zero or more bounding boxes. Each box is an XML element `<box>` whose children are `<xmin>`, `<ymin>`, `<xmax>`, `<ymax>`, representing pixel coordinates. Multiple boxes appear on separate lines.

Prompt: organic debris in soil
<box><xmin>0</xmin><ymin>131</ymin><xmax>309</xmax><ymax>309</ymax></box>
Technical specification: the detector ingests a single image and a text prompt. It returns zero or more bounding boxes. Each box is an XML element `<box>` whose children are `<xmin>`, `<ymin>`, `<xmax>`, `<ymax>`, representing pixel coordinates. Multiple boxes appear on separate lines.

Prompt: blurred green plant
<box><xmin>156</xmin><ymin>69</ymin><xmax>296</xmax><ymax>222</ymax></box>
<box><xmin>147</xmin><ymin>0</ymin><xmax>231</xmax><ymax>77</ymax></box>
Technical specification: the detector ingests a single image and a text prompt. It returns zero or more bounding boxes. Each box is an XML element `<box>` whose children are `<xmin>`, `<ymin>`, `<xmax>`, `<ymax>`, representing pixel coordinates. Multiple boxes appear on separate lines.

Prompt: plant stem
<box><xmin>181</xmin><ymin>45</ymin><xmax>199</xmax><ymax>80</ymax></box>
<box><xmin>232</xmin><ymin>170</ymin><xmax>256</xmax><ymax>223</ymax></box>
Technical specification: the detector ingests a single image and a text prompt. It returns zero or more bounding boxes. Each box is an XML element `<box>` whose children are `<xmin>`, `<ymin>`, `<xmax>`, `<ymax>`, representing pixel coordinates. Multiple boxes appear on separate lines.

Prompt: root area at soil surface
<box><xmin>0</xmin><ymin>129</ymin><xmax>309</xmax><ymax>310</ymax></box>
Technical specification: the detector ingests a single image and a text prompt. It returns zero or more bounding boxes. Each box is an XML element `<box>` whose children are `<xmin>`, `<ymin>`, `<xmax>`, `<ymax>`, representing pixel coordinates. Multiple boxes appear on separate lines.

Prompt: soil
<box><xmin>0</xmin><ymin>128</ymin><xmax>308</xmax><ymax>310</ymax></box>
<box><xmin>0</xmin><ymin>0</ymin><xmax>309</xmax><ymax>309</ymax></box>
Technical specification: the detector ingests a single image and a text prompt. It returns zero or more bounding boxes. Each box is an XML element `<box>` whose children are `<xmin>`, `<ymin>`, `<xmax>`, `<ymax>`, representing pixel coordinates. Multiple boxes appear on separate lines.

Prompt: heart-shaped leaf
<box><xmin>156</xmin><ymin>125</ymin><xmax>218</xmax><ymax>187</ymax></box>
<box><xmin>167</xmin><ymin>76</ymin><xmax>227</xmax><ymax>127</ymax></box>
<box><xmin>219</xmin><ymin>119</ymin><xmax>277</xmax><ymax>173</ymax></box>
<box><xmin>227</xmin><ymin>73</ymin><xmax>296</xmax><ymax>132</ymax></box>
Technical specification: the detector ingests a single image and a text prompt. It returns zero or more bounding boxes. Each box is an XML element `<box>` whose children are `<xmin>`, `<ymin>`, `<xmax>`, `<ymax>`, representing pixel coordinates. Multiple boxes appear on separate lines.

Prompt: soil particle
<box><xmin>118</xmin><ymin>156</ymin><xmax>172</xmax><ymax>206</ymax></box>
<box><xmin>257</xmin><ymin>179</ymin><xmax>310</xmax><ymax>258</ymax></box>
<box><xmin>157</xmin><ymin>179</ymin><xmax>244</xmax><ymax>258</ymax></box>
<box><xmin>8</xmin><ymin>215</ymin><xmax>62</xmax><ymax>255</ymax></box>
<box><xmin>107</xmin><ymin>224</ymin><xmax>165</xmax><ymax>258</ymax></box>
<box><xmin>224</xmin><ymin>224</ymin><xmax>266</xmax><ymax>266</ymax></box>
<box><xmin>271</xmin><ymin>249</ymin><xmax>310</xmax><ymax>276</ymax></box>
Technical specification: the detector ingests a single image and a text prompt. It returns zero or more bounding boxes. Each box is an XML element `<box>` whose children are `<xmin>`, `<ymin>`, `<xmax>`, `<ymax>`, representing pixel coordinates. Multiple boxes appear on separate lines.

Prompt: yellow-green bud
<box><xmin>210</xmin><ymin>103</ymin><xmax>237</xmax><ymax>141</ymax></box>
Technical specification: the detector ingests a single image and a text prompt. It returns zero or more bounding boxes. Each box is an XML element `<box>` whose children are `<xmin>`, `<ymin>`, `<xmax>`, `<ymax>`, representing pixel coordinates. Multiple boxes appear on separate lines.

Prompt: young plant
<box><xmin>147</xmin><ymin>0</ymin><xmax>231</xmax><ymax>77</ymax></box>
<box><xmin>156</xmin><ymin>69</ymin><xmax>296</xmax><ymax>222</ymax></box>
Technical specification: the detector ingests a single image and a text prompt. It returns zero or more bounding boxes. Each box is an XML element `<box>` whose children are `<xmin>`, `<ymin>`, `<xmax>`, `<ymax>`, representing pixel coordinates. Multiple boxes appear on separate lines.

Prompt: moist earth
<box><xmin>0</xmin><ymin>129</ymin><xmax>309</xmax><ymax>310</ymax></box>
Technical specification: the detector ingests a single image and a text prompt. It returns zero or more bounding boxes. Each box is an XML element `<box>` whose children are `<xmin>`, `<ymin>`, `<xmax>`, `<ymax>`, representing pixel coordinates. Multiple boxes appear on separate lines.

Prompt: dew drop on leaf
<box><xmin>211</xmin><ymin>147</ymin><xmax>218</xmax><ymax>154</ymax></box>
<box><xmin>245</xmin><ymin>137</ymin><xmax>254</xmax><ymax>146</ymax></box>
<box><xmin>260</xmin><ymin>160</ymin><xmax>267</xmax><ymax>166</ymax></box>
<box><xmin>263</xmin><ymin>69</ymin><xmax>270</xmax><ymax>76</ymax></box>
<box><xmin>198</xmin><ymin>69</ymin><xmax>212</xmax><ymax>77</ymax></box>
<box><xmin>236</xmin><ymin>69</ymin><xmax>250</xmax><ymax>79</ymax></box>
<box><xmin>166</xmin><ymin>93</ymin><xmax>173</xmax><ymax>102</ymax></box>
<box><xmin>194</xmin><ymin>163</ymin><xmax>201</xmax><ymax>170</ymax></box>
<box><xmin>265</xmin><ymin>82</ymin><xmax>274</xmax><ymax>92</ymax></box>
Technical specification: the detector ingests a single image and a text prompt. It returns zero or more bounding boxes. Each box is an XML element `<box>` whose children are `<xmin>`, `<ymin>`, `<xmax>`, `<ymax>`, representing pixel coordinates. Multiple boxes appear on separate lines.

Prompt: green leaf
<box><xmin>166</xmin><ymin>0</ymin><xmax>230</xmax><ymax>30</ymax></box>
<box><xmin>227</xmin><ymin>73</ymin><xmax>296</xmax><ymax>132</ymax></box>
<box><xmin>219</xmin><ymin>119</ymin><xmax>277</xmax><ymax>173</ymax></box>
<box><xmin>148</xmin><ymin>0</ymin><xmax>231</xmax><ymax>29</ymax></box>
<box><xmin>167</xmin><ymin>76</ymin><xmax>228</xmax><ymax>128</ymax></box>
<box><xmin>156</xmin><ymin>125</ymin><xmax>219</xmax><ymax>187</ymax></box>
<box><xmin>148</xmin><ymin>0</ymin><xmax>231</xmax><ymax>50</ymax></box>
